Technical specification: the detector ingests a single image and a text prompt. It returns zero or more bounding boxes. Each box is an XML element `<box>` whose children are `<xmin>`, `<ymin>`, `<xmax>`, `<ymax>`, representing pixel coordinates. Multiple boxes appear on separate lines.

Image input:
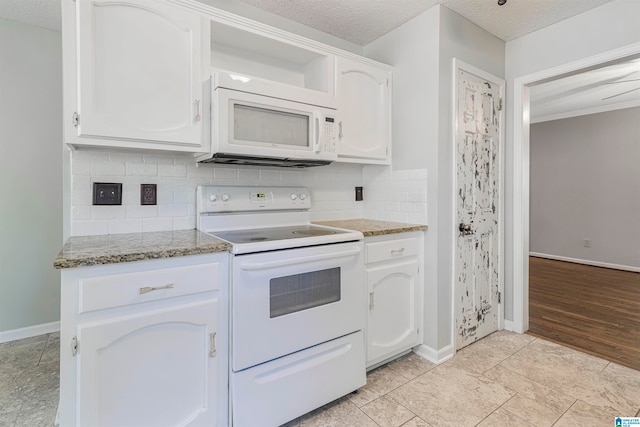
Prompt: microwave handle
<box><xmin>313</xmin><ymin>112</ymin><xmax>323</xmax><ymax>153</ymax></box>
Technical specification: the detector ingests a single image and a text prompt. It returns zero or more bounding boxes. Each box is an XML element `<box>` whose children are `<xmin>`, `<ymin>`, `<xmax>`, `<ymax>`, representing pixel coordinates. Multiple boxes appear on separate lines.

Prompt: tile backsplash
<box><xmin>69</xmin><ymin>149</ymin><xmax>427</xmax><ymax>236</ymax></box>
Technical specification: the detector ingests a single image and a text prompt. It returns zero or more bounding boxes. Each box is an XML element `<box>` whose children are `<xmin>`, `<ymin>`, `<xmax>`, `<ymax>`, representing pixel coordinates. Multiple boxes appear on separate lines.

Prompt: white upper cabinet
<box><xmin>63</xmin><ymin>0</ymin><xmax>209</xmax><ymax>152</ymax></box>
<box><xmin>335</xmin><ymin>56</ymin><xmax>392</xmax><ymax>164</ymax></box>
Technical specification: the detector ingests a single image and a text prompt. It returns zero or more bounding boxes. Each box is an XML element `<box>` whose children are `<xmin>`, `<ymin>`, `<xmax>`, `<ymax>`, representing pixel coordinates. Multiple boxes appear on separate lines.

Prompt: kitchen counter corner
<box><xmin>54</xmin><ymin>229</ymin><xmax>231</xmax><ymax>269</ymax></box>
<box><xmin>312</xmin><ymin>218</ymin><xmax>427</xmax><ymax>237</ymax></box>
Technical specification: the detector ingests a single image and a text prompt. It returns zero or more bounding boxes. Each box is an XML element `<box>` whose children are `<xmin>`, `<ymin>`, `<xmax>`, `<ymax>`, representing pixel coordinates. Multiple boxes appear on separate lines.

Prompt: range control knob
<box><xmin>221</xmin><ymin>194</ymin><xmax>230</xmax><ymax>202</ymax></box>
<box><xmin>209</xmin><ymin>194</ymin><xmax>217</xmax><ymax>202</ymax></box>
<box><xmin>299</xmin><ymin>193</ymin><xmax>307</xmax><ymax>201</ymax></box>
<box><xmin>290</xmin><ymin>193</ymin><xmax>298</xmax><ymax>200</ymax></box>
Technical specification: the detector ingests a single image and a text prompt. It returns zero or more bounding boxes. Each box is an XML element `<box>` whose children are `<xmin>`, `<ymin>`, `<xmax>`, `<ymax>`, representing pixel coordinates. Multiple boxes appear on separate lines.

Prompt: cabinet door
<box><xmin>366</xmin><ymin>259</ymin><xmax>419</xmax><ymax>364</ymax></box>
<box><xmin>75</xmin><ymin>0</ymin><xmax>203</xmax><ymax>147</ymax></box>
<box><xmin>77</xmin><ymin>299</ymin><xmax>219</xmax><ymax>427</ymax></box>
<box><xmin>335</xmin><ymin>56</ymin><xmax>390</xmax><ymax>163</ymax></box>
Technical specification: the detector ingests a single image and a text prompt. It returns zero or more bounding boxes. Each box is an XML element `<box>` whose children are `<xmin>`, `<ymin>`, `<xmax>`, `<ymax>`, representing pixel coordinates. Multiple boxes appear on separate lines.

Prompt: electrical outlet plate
<box><xmin>355</xmin><ymin>186</ymin><xmax>363</xmax><ymax>201</ymax></box>
<box><xmin>141</xmin><ymin>184</ymin><xmax>157</xmax><ymax>205</ymax></box>
<box><xmin>93</xmin><ymin>182</ymin><xmax>122</xmax><ymax>205</ymax></box>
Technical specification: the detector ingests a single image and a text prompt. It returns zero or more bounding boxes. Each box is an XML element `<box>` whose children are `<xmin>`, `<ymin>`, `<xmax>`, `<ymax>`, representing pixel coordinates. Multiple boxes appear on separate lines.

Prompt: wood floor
<box><xmin>528</xmin><ymin>256</ymin><xmax>640</xmax><ymax>371</ymax></box>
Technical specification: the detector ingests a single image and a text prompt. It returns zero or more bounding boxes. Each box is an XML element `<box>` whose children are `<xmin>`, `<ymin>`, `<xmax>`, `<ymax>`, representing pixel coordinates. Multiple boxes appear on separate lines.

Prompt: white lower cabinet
<box><xmin>365</xmin><ymin>233</ymin><xmax>423</xmax><ymax>368</ymax></box>
<box><xmin>59</xmin><ymin>253</ymin><xmax>228</xmax><ymax>427</ymax></box>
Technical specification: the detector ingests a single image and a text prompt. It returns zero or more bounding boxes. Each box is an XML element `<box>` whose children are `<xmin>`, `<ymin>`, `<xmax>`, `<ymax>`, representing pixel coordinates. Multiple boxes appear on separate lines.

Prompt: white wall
<box><xmin>0</xmin><ymin>18</ymin><xmax>62</xmax><ymax>334</ymax></box>
<box><xmin>505</xmin><ymin>0</ymin><xmax>640</xmax><ymax>321</ymax></box>
<box><xmin>365</xmin><ymin>5</ymin><xmax>504</xmax><ymax>355</ymax></box>
<box><xmin>530</xmin><ymin>107</ymin><xmax>640</xmax><ymax>269</ymax></box>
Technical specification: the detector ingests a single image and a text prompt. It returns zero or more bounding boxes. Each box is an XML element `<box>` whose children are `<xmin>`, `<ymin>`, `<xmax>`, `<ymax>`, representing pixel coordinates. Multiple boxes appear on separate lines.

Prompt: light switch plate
<box><xmin>93</xmin><ymin>182</ymin><xmax>122</xmax><ymax>205</ymax></box>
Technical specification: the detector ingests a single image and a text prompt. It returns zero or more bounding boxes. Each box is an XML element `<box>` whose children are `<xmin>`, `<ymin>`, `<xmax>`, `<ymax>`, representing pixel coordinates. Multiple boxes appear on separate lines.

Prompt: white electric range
<box><xmin>196</xmin><ymin>185</ymin><xmax>366</xmax><ymax>427</ymax></box>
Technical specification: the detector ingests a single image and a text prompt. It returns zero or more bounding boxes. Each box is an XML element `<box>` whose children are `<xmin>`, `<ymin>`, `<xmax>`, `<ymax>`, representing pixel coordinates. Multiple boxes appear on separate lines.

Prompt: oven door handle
<box><xmin>239</xmin><ymin>247</ymin><xmax>361</xmax><ymax>271</ymax></box>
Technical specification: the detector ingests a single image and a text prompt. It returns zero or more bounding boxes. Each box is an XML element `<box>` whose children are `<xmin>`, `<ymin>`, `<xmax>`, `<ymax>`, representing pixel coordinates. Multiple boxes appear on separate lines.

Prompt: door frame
<box><xmin>510</xmin><ymin>42</ymin><xmax>640</xmax><ymax>333</ymax></box>
<box><xmin>451</xmin><ymin>59</ymin><xmax>506</xmax><ymax>351</ymax></box>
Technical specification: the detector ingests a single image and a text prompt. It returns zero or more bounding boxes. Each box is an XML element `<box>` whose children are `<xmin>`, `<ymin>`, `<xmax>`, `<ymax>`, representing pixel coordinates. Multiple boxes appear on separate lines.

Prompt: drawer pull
<box><xmin>369</xmin><ymin>292</ymin><xmax>375</xmax><ymax>310</ymax></box>
<box><xmin>390</xmin><ymin>248</ymin><xmax>405</xmax><ymax>255</ymax></box>
<box><xmin>139</xmin><ymin>283</ymin><xmax>174</xmax><ymax>295</ymax></box>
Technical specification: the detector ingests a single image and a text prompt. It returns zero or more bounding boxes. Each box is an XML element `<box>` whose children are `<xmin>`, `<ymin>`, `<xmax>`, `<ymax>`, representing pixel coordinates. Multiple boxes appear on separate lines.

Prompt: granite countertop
<box><xmin>312</xmin><ymin>218</ymin><xmax>427</xmax><ymax>237</ymax></box>
<box><xmin>54</xmin><ymin>230</ymin><xmax>231</xmax><ymax>269</ymax></box>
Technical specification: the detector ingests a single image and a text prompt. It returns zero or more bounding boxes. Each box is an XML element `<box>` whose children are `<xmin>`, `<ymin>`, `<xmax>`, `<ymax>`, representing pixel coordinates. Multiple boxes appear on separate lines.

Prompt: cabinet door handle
<box><xmin>139</xmin><ymin>283</ymin><xmax>174</xmax><ymax>294</ymax></box>
<box><xmin>209</xmin><ymin>332</ymin><xmax>217</xmax><ymax>358</ymax></box>
<box><xmin>194</xmin><ymin>98</ymin><xmax>201</xmax><ymax>122</ymax></box>
<box><xmin>369</xmin><ymin>292</ymin><xmax>375</xmax><ymax>310</ymax></box>
<box><xmin>391</xmin><ymin>247</ymin><xmax>405</xmax><ymax>255</ymax></box>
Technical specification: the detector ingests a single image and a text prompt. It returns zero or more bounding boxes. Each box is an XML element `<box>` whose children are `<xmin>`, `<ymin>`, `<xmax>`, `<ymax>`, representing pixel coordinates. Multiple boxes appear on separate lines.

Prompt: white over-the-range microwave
<box><xmin>196</xmin><ymin>70</ymin><xmax>338</xmax><ymax>167</ymax></box>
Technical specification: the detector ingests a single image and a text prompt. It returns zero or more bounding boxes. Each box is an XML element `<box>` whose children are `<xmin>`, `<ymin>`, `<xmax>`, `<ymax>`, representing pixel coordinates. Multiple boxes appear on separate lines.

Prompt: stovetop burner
<box><xmin>214</xmin><ymin>225</ymin><xmax>344</xmax><ymax>245</ymax></box>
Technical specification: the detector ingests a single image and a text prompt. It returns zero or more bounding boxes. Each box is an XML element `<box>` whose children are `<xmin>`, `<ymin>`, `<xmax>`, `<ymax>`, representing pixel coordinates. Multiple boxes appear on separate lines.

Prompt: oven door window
<box><xmin>270</xmin><ymin>267</ymin><xmax>341</xmax><ymax>318</ymax></box>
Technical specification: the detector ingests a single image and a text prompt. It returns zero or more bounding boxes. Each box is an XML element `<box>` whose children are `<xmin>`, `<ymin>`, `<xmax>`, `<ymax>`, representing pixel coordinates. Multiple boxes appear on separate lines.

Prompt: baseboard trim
<box><xmin>529</xmin><ymin>252</ymin><xmax>640</xmax><ymax>273</ymax></box>
<box><xmin>503</xmin><ymin>320</ymin><xmax>514</xmax><ymax>331</ymax></box>
<box><xmin>413</xmin><ymin>344</ymin><xmax>454</xmax><ymax>365</ymax></box>
<box><xmin>0</xmin><ymin>321</ymin><xmax>60</xmax><ymax>344</ymax></box>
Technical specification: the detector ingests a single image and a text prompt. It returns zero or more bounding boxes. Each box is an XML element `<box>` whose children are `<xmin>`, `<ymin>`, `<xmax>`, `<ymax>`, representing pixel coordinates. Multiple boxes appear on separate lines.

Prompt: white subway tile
<box><xmin>71</xmin><ymin>206</ymin><xmax>91</xmax><ymax>220</ymax></box>
<box><xmin>72</xmin><ymin>189</ymin><xmax>92</xmax><ymax>206</ymax></box>
<box><xmin>126</xmin><ymin>205</ymin><xmax>158</xmax><ymax>218</ymax></box>
<box><xmin>237</xmin><ymin>168</ymin><xmax>261</xmax><ymax>183</ymax></box>
<box><xmin>173</xmin><ymin>216</ymin><xmax>195</xmax><ymax>230</ymax></box>
<box><xmin>407</xmin><ymin>192</ymin><xmax>426</xmax><ymax>202</ymax></box>
<box><xmin>214</xmin><ymin>166</ymin><xmax>239</xmax><ymax>181</ymax></box>
<box><xmin>142</xmin><ymin>217</ymin><xmax>174</xmax><ymax>232</ymax></box>
<box><xmin>158</xmin><ymin>204</ymin><xmax>188</xmax><ymax>217</ymax></box>
<box><xmin>91</xmin><ymin>206</ymin><xmax>126</xmax><ymax>219</ymax></box>
<box><xmin>126</xmin><ymin>162</ymin><xmax>158</xmax><ymax>176</ymax></box>
<box><xmin>73</xmin><ymin>220</ymin><xmax>109</xmax><ymax>236</ymax></box>
<box><xmin>91</xmin><ymin>161</ymin><xmax>126</xmax><ymax>176</ymax></box>
<box><xmin>158</xmin><ymin>164</ymin><xmax>187</xmax><ymax>177</ymax></box>
<box><xmin>143</xmin><ymin>154</ymin><xmax>176</xmax><ymax>165</ymax></box>
<box><xmin>108</xmin><ymin>219</ymin><xmax>143</xmax><ymax>234</ymax></box>
<box><xmin>71</xmin><ymin>157</ymin><xmax>91</xmax><ymax>175</ymax></box>
<box><xmin>280</xmin><ymin>170</ymin><xmax>303</xmax><ymax>184</ymax></box>
<box><xmin>408</xmin><ymin>169</ymin><xmax>428</xmax><ymax>180</ymax></box>
<box><xmin>187</xmin><ymin>164</ymin><xmax>214</xmax><ymax>179</ymax></box>
<box><xmin>110</xmin><ymin>152</ymin><xmax>142</xmax><ymax>163</ymax></box>
<box><xmin>259</xmin><ymin>170</ymin><xmax>280</xmax><ymax>183</ymax></box>
<box><xmin>72</xmin><ymin>175</ymin><xmax>91</xmax><ymax>190</ymax></box>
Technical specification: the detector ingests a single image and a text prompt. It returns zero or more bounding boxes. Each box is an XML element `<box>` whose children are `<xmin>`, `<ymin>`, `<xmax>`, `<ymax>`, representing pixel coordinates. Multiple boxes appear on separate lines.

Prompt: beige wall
<box><xmin>530</xmin><ymin>107</ymin><xmax>640</xmax><ymax>269</ymax></box>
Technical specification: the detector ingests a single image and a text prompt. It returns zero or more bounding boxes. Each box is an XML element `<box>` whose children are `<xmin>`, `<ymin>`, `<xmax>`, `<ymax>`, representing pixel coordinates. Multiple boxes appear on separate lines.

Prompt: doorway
<box><xmin>511</xmin><ymin>43</ymin><xmax>640</xmax><ymax>334</ymax></box>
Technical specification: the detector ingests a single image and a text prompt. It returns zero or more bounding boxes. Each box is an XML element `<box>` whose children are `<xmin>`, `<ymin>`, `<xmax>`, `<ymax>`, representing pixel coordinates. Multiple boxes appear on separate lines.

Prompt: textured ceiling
<box><xmin>0</xmin><ymin>0</ymin><xmax>60</xmax><ymax>32</ymax></box>
<box><xmin>235</xmin><ymin>0</ymin><xmax>615</xmax><ymax>45</ymax></box>
<box><xmin>0</xmin><ymin>0</ymin><xmax>617</xmax><ymax>44</ymax></box>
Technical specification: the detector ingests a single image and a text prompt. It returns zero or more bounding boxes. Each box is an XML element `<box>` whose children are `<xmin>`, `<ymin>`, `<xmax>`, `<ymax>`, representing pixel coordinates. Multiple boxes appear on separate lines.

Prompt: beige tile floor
<box><xmin>1</xmin><ymin>330</ymin><xmax>639</xmax><ymax>426</ymax></box>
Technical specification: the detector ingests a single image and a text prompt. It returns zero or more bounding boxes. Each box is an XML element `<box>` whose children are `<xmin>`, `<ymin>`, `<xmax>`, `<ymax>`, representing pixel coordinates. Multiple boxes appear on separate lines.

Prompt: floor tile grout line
<box><xmin>550</xmin><ymin>398</ymin><xmax>579</xmax><ymax>427</ymax></box>
<box><xmin>480</xmin><ymin>359</ymin><xmax>580</xmax><ymax>416</ymax></box>
<box><xmin>36</xmin><ymin>333</ymin><xmax>52</xmax><ymax>366</ymax></box>
<box><xmin>473</xmin><ymin>392</ymin><xmax>521</xmax><ymax>426</ymax></box>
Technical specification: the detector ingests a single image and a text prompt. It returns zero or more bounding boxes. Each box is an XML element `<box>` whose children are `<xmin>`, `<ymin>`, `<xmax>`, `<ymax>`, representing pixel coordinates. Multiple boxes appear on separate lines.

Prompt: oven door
<box><xmin>231</xmin><ymin>241</ymin><xmax>364</xmax><ymax>372</ymax></box>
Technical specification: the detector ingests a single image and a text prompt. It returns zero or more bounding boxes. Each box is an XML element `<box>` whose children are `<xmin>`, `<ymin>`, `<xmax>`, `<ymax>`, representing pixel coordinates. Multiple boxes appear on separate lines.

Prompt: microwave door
<box><xmin>233</xmin><ymin>103</ymin><xmax>311</xmax><ymax>149</ymax></box>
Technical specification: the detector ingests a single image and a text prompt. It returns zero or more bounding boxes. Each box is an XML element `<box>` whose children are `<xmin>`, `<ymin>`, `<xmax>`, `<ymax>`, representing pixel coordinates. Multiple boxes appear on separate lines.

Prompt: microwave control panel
<box><xmin>323</xmin><ymin>117</ymin><xmax>337</xmax><ymax>153</ymax></box>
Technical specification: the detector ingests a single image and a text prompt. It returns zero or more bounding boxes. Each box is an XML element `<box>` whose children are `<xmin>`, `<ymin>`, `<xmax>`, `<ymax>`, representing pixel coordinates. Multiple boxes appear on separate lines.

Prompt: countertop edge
<box><xmin>312</xmin><ymin>219</ymin><xmax>427</xmax><ymax>237</ymax></box>
<box><xmin>53</xmin><ymin>230</ymin><xmax>232</xmax><ymax>270</ymax></box>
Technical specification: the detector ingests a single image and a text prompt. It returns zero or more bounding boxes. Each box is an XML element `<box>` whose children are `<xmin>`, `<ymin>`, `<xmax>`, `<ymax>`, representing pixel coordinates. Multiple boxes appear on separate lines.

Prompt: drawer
<box><xmin>79</xmin><ymin>263</ymin><xmax>219</xmax><ymax>313</ymax></box>
<box><xmin>366</xmin><ymin>237</ymin><xmax>420</xmax><ymax>264</ymax></box>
